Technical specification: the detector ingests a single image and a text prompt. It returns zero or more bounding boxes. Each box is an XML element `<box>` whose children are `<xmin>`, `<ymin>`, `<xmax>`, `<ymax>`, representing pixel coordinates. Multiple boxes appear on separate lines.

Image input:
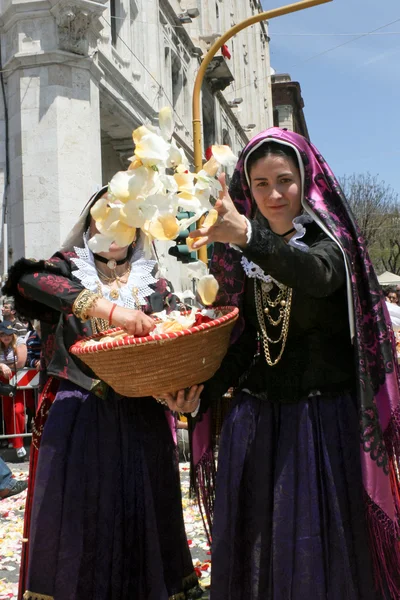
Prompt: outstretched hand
<box><xmin>189</xmin><ymin>173</ymin><xmax>248</xmax><ymax>249</ymax></box>
<box><xmin>154</xmin><ymin>385</ymin><xmax>203</xmax><ymax>414</ymax></box>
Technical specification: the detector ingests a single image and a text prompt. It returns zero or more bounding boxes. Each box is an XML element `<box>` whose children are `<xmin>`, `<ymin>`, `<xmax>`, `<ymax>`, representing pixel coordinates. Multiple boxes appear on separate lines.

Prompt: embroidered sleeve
<box><xmin>2</xmin><ymin>254</ymin><xmax>86</xmax><ymax>320</ymax></box>
<box><xmin>243</xmin><ymin>221</ymin><xmax>345</xmax><ymax>298</ymax></box>
<box><xmin>72</xmin><ymin>290</ymin><xmax>101</xmax><ymax>322</ymax></box>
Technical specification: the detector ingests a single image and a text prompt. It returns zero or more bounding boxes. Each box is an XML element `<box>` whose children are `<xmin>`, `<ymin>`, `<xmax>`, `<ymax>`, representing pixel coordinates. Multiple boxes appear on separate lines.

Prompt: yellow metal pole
<box><xmin>193</xmin><ymin>0</ymin><xmax>332</xmax><ymax>262</ymax></box>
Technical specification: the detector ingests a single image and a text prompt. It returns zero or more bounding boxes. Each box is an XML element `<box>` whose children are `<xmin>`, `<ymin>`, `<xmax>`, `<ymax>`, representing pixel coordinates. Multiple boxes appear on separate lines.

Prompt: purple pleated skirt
<box><xmin>210</xmin><ymin>391</ymin><xmax>387</xmax><ymax>600</ymax></box>
<box><xmin>25</xmin><ymin>381</ymin><xmax>196</xmax><ymax>600</ymax></box>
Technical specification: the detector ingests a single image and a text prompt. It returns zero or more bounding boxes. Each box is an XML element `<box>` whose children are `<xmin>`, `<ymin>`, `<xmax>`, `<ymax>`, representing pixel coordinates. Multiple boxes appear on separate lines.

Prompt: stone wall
<box><xmin>0</xmin><ymin>0</ymin><xmax>273</xmax><ymax>280</ymax></box>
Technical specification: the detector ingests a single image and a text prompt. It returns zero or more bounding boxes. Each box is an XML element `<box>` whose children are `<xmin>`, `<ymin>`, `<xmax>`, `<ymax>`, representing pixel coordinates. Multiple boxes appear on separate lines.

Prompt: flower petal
<box><xmin>109</xmin><ymin>222</ymin><xmax>137</xmax><ymax>247</ymax></box>
<box><xmin>202</xmin><ymin>156</ymin><xmax>220</xmax><ymax>177</ymax></box>
<box><xmin>132</xmin><ymin>125</ymin><xmax>153</xmax><ymax>145</ymax></box>
<box><xmin>197</xmin><ymin>275</ymin><xmax>219</xmax><ymax>306</ymax></box>
<box><xmin>159</xmin><ymin>106</ymin><xmax>174</xmax><ymax>141</ymax></box>
<box><xmin>145</xmin><ymin>214</ymin><xmax>179</xmax><ymax>240</ymax></box>
<box><xmin>135</xmin><ymin>132</ymin><xmax>170</xmax><ymax>166</ymax></box>
<box><xmin>203</xmin><ymin>208</ymin><xmax>219</xmax><ymax>228</ymax></box>
<box><xmin>90</xmin><ymin>197</ymin><xmax>109</xmax><ymax>222</ymax></box>
<box><xmin>87</xmin><ymin>233</ymin><xmax>114</xmax><ymax>253</ymax></box>
<box><xmin>128</xmin><ymin>157</ymin><xmax>143</xmax><ymax>170</ymax></box>
<box><xmin>174</xmin><ymin>171</ymin><xmax>195</xmax><ymax>193</ymax></box>
<box><xmin>127</xmin><ymin>166</ymin><xmax>152</xmax><ymax>200</ymax></box>
<box><xmin>212</xmin><ymin>145</ymin><xmax>237</xmax><ymax>167</ymax></box>
<box><xmin>109</xmin><ymin>171</ymin><xmax>132</xmax><ymax>200</ymax></box>
<box><xmin>176</xmin><ymin>192</ymin><xmax>202</xmax><ymax>211</ymax></box>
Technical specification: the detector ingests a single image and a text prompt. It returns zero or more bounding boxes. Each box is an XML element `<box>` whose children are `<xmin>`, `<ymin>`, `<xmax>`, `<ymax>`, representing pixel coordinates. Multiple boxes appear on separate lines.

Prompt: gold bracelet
<box><xmin>72</xmin><ymin>290</ymin><xmax>102</xmax><ymax>322</ymax></box>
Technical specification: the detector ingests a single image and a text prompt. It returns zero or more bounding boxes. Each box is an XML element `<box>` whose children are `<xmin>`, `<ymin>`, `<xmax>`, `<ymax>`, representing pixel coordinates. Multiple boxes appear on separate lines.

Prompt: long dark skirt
<box><xmin>24</xmin><ymin>381</ymin><xmax>196</xmax><ymax>600</ymax></box>
<box><xmin>211</xmin><ymin>391</ymin><xmax>385</xmax><ymax>600</ymax></box>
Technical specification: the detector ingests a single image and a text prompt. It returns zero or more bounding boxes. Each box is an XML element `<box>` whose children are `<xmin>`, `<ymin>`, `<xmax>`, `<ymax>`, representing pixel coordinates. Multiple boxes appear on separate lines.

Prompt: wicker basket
<box><xmin>70</xmin><ymin>306</ymin><xmax>239</xmax><ymax>397</ymax></box>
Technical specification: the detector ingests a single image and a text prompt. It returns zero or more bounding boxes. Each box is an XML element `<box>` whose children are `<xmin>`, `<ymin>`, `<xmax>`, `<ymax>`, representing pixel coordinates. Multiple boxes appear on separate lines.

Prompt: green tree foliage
<box><xmin>339</xmin><ymin>173</ymin><xmax>400</xmax><ymax>275</ymax></box>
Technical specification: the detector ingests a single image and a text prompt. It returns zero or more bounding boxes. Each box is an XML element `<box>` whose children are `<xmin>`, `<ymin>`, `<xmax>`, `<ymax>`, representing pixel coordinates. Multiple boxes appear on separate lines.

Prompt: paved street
<box><xmin>0</xmin><ymin>445</ymin><xmax>210</xmax><ymax>599</ymax></box>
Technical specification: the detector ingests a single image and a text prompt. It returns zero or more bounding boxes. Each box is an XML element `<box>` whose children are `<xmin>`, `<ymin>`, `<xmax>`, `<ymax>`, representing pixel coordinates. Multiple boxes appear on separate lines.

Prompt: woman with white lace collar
<box><xmin>3</xmin><ymin>187</ymin><xmax>202</xmax><ymax>600</ymax></box>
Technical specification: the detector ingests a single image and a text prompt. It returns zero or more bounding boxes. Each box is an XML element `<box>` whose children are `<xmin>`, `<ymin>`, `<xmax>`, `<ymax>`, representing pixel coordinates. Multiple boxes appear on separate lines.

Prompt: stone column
<box><xmin>0</xmin><ymin>0</ymin><xmax>107</xmax><ymax>267</ymax></box>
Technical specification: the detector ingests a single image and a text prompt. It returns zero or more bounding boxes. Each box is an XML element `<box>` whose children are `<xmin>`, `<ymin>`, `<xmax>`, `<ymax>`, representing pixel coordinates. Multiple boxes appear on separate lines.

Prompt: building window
<box><xmin>202</xmin><ymin>93</ymin><xmax>216</xmax><ymax>151</ymax></box>
<box><xmin>171</xmin><ymin>51</ymin><xmax>183</xmax><ymax>110</ymax></box>
<box><xmin>110</xmin><ymin>0</ymin><xmax>126</xmax><ymax>50</ymax></box>
<box><xmin>130</xmin><ymin>0</ymin><xmax>142</xmax><ymax>63</ymax></box>
<box><xmin>216</xmin><ymin>2</ymin><xmax>220</xmax><ymax>29</ymax></box>
<box><xmin>110</xmin><ymin>0</ymin><xmax>117</xmax><ymax>46</ymax></box>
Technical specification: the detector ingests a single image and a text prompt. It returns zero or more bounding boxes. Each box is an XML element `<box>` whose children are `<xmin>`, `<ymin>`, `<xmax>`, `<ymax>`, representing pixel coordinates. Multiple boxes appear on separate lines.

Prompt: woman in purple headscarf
<box><xmin>185</xmin><ymin>128</ymin><xmax>400</xmax><ymax>599</ymax></box>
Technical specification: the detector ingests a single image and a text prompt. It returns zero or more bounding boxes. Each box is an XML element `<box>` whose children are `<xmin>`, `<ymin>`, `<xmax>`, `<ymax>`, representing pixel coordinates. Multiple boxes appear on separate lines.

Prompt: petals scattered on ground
<box><xmin>0</xmin><ymin>461</ymin><xmax>210</xmax><ymax>599</ymax></box>
<box><xmin>0</xmin><ymin>469</ymin><xmax>27</xmax><ymax>600</ymax></box>
<box><xmin>180</xmin><ymin>462</ymin><xmax>211</xmax><ymax>595</ymax></box>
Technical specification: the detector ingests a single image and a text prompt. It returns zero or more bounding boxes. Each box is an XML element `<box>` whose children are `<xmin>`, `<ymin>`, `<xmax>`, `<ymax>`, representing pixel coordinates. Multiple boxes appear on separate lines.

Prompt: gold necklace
<box><xmin>97</xmin><ymin>265</ymin><xmax>132</xmax><ymax>300</ymax></box>
<box><xmin>254</xmin><ymin>279</ymin><xmax>293</xmax><ymax>366</ymax></box>
<box><xmin>90</xmin><ymin>276</ymin><xmax>142</xmax><ymax>335</ymax></box>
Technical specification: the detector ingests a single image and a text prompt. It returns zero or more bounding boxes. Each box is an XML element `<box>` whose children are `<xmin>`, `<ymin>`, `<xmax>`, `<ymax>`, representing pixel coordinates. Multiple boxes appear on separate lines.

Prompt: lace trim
<box><xmin>290</xmin><ymin>213</ymin><xmax>313</xmax><ymax>251</ymax></box>
<box><xmin>23</xmin><ymin>592</ymin><xmax>54</xmax><ymax>600</ymax></box>
<box><xmin>241</xmin><ymin>213</ymin><xmax>313</xmax><ymax>288</ymax></box>
<box><xmin>72</xmin><ymin>290</ymin><xmax>101</xmax><ymax>322</ymax></box>
<box><xmin>71</xmin><ymin>234</ymin><xmax>157</xmax><ymax>309</ymax></box>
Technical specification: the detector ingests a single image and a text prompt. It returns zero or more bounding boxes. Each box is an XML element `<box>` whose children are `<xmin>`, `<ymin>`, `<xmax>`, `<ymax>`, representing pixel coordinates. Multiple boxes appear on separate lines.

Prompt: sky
<box><xmin>260</xmin><ymin>0</ymin><xmax>400</xmax><ymax>197</ymax></box>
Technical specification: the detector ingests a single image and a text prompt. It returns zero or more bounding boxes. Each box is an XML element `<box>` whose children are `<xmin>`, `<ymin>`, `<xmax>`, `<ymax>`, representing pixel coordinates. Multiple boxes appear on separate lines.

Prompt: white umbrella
<box><xmin>377</xmin><ymin>271</ymin><xmax>400</xmax><ymax>285</ymax></box>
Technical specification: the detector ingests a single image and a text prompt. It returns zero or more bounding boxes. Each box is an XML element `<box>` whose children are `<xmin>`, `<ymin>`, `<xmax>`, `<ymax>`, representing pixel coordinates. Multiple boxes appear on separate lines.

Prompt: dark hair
<box><xmin>246</xmin><ymin>141</ymin><xmax>300</xmax><ymax>178</ymax></box>
<box><xmin>384</xmin><ymin>286</ymin><xmax>398</xmax><ymax>299</ymax></box>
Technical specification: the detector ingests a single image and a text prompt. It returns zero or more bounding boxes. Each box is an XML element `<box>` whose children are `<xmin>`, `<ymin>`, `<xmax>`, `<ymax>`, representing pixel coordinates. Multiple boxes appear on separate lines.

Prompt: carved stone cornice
<box><xmin>50</xmin><ymin>0</ymin><xmax>107</xmax><ymax>55</ymax></box>
<box><xmin>1</xmin><ymin>49</ymin><xmax>104</xmax><ymax>80</ymax></box>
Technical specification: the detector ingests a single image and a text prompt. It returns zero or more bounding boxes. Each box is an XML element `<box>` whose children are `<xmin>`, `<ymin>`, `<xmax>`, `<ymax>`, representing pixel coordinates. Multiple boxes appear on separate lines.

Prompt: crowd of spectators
<box><xmin>0</xmin><ymin>297</ymin><xmax>41</xmax><ymax>462</ymax></box>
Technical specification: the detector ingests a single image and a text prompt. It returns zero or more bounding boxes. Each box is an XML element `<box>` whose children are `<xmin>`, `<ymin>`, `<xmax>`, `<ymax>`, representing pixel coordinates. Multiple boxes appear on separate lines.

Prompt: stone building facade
<box><xmin>0</xmin><ymin>0</ymin><xmax>273</xmax><ymax>280</ymax></box>
<box><xmin>272</xmin><ymin>73</ymin><xmax>309</xmax><ymax>140</ymax></box>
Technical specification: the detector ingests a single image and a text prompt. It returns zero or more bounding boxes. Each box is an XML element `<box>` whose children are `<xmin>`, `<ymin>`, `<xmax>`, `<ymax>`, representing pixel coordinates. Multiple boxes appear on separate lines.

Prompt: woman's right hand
<box><xmin>111</xmin><ymin>306</ymin><xmax>155</xmax><ymax>336</ymax></box>
<box><xmin>189</xmin><ymin>173</ymin><xmax>248</xmax><ymax>249</ymax></box>
<box><xmin>0</xmin><ymin>363</ymin><xmax>12</xmax><ymax>379</ymax></box>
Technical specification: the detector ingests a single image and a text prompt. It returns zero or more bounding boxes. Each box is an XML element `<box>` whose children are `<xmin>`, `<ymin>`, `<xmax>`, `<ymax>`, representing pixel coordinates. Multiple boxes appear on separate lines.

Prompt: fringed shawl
<box><xmin>207</xmin><ymin>127</ymin><xmax>400</xmax><ymax>597</ymax></box>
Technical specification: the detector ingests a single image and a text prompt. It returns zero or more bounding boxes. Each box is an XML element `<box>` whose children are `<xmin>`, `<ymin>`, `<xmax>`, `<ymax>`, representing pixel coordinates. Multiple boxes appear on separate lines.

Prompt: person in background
<box><xmin>2</xmin><ymin>299</ymin><xmax>27</xmax><ymax>337</ymax></box>
<box><xmin>25</xmin><ymin>320</ymin><xmax>41</xmax><ymax>369</ymax></box>
<box><xmin>0</xmin><ymin>456</ymin><xmax>27</xmax><ymax>499</ymax></box>
<box><xmin>383</xmin><ymin>287</ymin><xmax>400</xmax><ymax>327</ymax></box>
<box><xmin>24</xmin><ymin>320</ymin><xmax>42</xmax><ymax>431</ymax></box>
<box><xmin>0</xmin><ymin>321</ymin><xmax>27</xmax><ymax>459</ymax></box>
<box><xmin>385</xmin><ymin>287</ymin><xmax>399</xmax><ymax>305</ymax></box>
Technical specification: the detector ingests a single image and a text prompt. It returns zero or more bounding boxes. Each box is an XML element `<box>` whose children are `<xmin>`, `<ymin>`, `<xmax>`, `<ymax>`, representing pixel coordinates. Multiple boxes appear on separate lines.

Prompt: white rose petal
<box><xmin>109</xmin><ymin>171</ymin><xmax>132</xmax><ymax>201</ymax></box>
<box><xmin>135</xmin><ymin>132</ymin><xmax>170</xmax><ymax>166</ymax></box>
<box><xmin>159</xmin><ymin>106</ymin><xmax>174</xmax><ymax>141</ymax></box>
<box><xmin>197</xmin><ymin>275</ymin><xmax>219</xmax><ymax>306</ymax></box>
<box><xmin>211</xmin><ymin>145</ymin><xmax>237</xmax><ymax>167</ymax></box>
<box><xmin>87</xmin><ymin>233</ymin><xmax>114</xmax><ymax>253</ymax></box>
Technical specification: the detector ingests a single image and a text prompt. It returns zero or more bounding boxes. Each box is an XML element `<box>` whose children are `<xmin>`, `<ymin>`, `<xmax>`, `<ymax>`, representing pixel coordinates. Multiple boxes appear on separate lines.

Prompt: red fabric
<box><xmin>205</xmin><ymin>146</ymin><xmax>213</xmax><ymax>161</ymax></box>
<box><xmin>18</xmin><ymin>377</ymin><xmax>59</xmax><ymax>600</ymax></box>
<box><xmin>1</xmin><ymin>389</ymin><xmax>25</xmax><ymax>449</ymax></box>
<box><xmin>221</xmin><ymin>44</ymin><xmax>231</xmax><ymax>59</ymax></box>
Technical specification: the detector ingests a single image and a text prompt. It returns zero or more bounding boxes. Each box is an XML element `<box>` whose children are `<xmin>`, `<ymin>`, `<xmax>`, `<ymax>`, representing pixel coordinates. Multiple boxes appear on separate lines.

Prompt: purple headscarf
<box><xmin>209</xmin><ymin>127</ymin><xmax>400</xmax><ymax>596</ymax></box>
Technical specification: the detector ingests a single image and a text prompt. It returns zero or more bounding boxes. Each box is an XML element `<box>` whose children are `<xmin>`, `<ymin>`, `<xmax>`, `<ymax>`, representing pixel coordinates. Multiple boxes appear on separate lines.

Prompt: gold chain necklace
<box><xmin>254</xmin><ymin>279</ymin><xmax>293</xmax><ymax>366</ymax></box>
<box><xmin>97</xmin><ymin>265</ymin><xmax>132</xmax><ymax>300</ymax></box>
<box><xmin>90</xmin><ymin>277</ymin><xmax>142</xmax><ymax>335</ymax></box>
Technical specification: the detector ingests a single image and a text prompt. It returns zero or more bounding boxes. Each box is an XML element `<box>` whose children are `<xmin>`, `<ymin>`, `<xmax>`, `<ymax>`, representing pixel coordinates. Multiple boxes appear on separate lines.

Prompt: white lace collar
<box><xmin>71</xmin><ymin>235</ymin><xmax>157</xmax><ymax>308</ymax></box>
<box><xmin>241</xmin><ymin>213</ymin><xmax>313</xmax><ymax>289</ymax></box>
